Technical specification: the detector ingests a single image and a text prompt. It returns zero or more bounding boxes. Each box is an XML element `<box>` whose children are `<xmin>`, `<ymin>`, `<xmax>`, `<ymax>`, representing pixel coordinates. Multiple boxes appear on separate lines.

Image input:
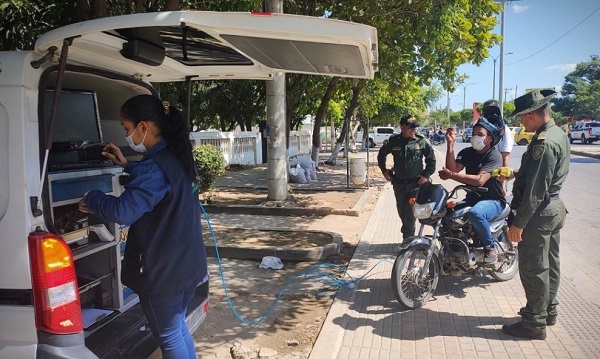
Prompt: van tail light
<box><xmin>28</xmin><ymin>232</ymin><xmax>83</xmax><ymax>334</ymax></box>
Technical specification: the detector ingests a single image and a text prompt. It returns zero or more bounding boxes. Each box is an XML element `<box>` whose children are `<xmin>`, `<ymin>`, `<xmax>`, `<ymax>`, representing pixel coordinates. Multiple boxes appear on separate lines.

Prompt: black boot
<box><xmin>502</xmin><ymin>322</ymin><xmax>546</xmax><ymax>340</ymax></box>
<box><xmin>518</xmin><ymin>309</ymin><xmax>557</xmax><ymax>326</ymax></box>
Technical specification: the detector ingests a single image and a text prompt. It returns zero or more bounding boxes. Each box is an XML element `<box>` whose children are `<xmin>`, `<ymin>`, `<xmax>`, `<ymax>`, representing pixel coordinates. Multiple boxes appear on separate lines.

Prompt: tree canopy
<box><xmin>1</xmin><ymin>0</ymin><xmax>503</xmax><ymax>137</ymax></box>
<box><xmin>552</xmin><ymin>55</ymin><xmax>600</xmax><ymax>120</ymax></box>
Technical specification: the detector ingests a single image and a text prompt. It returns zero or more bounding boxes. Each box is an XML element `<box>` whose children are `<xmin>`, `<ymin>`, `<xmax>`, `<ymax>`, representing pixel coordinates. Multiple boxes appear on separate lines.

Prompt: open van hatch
<box><xmin>34</xmin><ymin>11</ymin><xmax>378</xmax><ymax>82</ymax></box>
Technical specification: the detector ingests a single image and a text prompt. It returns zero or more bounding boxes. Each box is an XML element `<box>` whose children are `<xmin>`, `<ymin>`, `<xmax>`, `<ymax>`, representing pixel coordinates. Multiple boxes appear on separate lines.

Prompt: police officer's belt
<box><xmin>394</xmin><ymin>177</ymin><xmax>418</xmax><ymax>185</ymax></box>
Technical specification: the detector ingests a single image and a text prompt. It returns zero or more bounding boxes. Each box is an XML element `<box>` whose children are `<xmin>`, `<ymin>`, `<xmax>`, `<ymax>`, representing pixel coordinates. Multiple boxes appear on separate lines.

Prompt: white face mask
<box><xmin>125</xmin><ymin>123</ymin><xmax>147</xmax><ymax>153</ymax></box>
<box><xmin>470</xmin><ymin>135</ymin><xmax>487</xmax><ymax>151</ymax></box>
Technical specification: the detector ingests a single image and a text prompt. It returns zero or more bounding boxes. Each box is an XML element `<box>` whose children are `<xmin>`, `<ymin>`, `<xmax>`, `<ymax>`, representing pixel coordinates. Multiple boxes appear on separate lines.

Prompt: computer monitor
<box><xmin>43</xmin><ymin>89</ymin><xmax>103</xmax><ymax>151</ymax></box>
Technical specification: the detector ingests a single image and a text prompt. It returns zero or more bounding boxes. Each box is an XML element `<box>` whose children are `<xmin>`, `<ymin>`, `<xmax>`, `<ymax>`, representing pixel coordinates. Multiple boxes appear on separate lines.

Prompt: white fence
<box><xmin>189</xmin><ymin>131</ymin><xmax>311</xmax><ymax>166</ymax></box>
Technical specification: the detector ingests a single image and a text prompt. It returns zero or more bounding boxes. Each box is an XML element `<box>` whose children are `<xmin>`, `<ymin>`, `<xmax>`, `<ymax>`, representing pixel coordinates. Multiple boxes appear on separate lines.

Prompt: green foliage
<box><xmin>553</xmin><ymin>55</ymin><xmax>600</xmax><ymax>119</ymax></box>
<box><xmin>192</xmin><ymin>145</ymin><xmax>226</xmax><ymax>193</ymax></box>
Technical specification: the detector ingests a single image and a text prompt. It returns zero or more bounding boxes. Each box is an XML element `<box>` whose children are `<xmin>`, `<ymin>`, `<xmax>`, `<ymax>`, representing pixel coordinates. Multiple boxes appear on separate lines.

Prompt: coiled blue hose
<box><xmin>199</xmin><ymin>202</ymin><xmax>392</xmax><ymax>325</ymax></box>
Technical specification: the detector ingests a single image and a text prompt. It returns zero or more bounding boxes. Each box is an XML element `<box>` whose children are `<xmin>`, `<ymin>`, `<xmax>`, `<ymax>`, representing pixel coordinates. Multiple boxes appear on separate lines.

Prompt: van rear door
<box><xmin>34</xmin><ymin>11</ymin><xmax>378</xmax><ymax>82</ymax></box>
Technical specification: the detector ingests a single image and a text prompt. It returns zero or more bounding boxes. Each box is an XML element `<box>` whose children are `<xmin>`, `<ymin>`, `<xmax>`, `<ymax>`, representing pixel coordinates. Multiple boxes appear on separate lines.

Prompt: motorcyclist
<box><xmin>438</xmin><ymin>118</ymin><xmax>505</xmax><ymax>263</ymax></box>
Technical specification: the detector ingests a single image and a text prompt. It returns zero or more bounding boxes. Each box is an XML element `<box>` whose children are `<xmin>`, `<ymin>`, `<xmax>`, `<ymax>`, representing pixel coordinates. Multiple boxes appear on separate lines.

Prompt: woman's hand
<box><xmin>102</xmin><ymin>143</ymin><xmax>127</xmax><ymax>168</ymax></box>
<box><xmin>78</xmin><ymin>198</ymin><xmax>94</xmax><ymax>214</ymax></box>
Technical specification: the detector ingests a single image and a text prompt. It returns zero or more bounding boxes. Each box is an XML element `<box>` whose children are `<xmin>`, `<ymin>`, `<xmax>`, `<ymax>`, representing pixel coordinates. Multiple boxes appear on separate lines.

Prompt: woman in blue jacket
<box><xmin>80</xmin><ymin>94</ymin><xmax>208</xmax><ymax>359</ymax></box>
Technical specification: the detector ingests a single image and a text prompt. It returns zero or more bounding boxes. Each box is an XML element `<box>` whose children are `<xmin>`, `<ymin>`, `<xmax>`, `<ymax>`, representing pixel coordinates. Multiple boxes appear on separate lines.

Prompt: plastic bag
<box><xmin>259</xmin><ymin>256</ymin><xmax>284</xmax><ymax>270</ymax></box>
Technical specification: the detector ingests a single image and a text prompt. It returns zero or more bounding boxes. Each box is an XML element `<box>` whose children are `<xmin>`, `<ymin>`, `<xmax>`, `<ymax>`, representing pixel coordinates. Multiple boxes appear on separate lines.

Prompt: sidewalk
<box><xmin>309</xmin><ymin>146</ymin><xmax>600</xmax><ymax>359</ymax></box>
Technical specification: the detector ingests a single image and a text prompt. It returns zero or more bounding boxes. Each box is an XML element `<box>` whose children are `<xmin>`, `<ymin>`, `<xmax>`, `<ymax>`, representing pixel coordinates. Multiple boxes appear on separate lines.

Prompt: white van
<box><xmin>0</xmin><ymin>11</ymin><xmax>377</xmax><ymax>358</ymax></box>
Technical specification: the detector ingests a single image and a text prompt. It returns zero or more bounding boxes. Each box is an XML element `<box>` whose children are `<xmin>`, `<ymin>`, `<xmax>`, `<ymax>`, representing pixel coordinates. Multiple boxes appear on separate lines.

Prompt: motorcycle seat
<box><xmin>490</xmin><ymin>203</ymin><xmax>511</xmax><ymax>222</ymax></box>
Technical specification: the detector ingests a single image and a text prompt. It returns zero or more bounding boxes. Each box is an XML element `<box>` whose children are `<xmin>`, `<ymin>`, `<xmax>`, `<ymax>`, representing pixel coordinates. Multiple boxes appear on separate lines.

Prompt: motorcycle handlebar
<box><xmin>449</xmin><ymin>184</ymin><xmax>488</xmax><ymax>198</ymax></box>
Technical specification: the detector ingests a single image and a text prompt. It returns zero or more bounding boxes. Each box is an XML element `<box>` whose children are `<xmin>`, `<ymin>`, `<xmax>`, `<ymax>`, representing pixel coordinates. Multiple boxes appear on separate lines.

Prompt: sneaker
<box><xmin>502</xmin><ymin>321</ymin><xmax>546</xmax><ymax>340</ymax></box>
<box><xmin>484</xmin><ymin>246</ymin><xmax>498</xmax><ymax>263</ymax></box>
<box><xmin>518</xmin><ymin>309</ymin><xmax>557</xmax><ymax>326</ymax></box>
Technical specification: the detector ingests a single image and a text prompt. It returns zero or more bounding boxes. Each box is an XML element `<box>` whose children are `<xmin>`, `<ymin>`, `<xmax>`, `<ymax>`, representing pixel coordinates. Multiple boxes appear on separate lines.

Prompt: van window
<box><xmin>0</xmin><ymin>104</ymin><xmax>8</xmax><ymax>220</ymax></box>
<box><xmin>590</xmin><ymin>123</ymin><xmax>600</xmax><ymax>128</ymax></box>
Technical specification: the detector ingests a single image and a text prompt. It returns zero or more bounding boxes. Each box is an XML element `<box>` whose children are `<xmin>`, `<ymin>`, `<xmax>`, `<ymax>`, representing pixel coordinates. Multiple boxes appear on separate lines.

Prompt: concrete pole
<box><xmin>266</xmin><ymin>0</ymin><xmax>287</xmax><ymax>201</ymax></box>
<box><xmin>498</xmin><ymin>0</ymin><xmax>506</xmax><ymax>118</ymax></box>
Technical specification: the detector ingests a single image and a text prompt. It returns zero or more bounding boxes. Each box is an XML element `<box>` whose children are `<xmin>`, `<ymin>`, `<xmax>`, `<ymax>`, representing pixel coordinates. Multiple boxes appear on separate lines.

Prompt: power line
<box><xmin>506</xmin><ymin>6</ymin><xmax>600</xmax><ymax>66</ymax></box>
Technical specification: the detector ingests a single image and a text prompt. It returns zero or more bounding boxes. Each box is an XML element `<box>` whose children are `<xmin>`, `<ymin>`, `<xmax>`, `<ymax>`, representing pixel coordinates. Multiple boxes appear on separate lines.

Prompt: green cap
<box><xmin>400</xmin><ymin>114</ymin><xmax>419</xmax><ymax>128</ymax></box>
<box><xmin>511</xmin><ymin>89</ymin><xmax>556</xmax><ymax>116</ymax></box>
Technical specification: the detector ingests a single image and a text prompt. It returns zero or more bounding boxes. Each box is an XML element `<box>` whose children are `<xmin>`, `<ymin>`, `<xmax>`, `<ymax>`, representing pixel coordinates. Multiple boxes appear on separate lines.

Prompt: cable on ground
<box><xmin>199</xmin><ymin>201</ymin><xmax>393</xmax><ymax>325</ymax></box>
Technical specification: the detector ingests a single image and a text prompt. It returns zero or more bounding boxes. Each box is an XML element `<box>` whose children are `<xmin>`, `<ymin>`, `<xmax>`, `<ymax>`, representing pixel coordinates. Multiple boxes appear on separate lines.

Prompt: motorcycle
<box><xmin>430</xmin><ymin>133</ymin><xmax>446</xmax><ymax>145</ymax></box>
<box><xmin>390</xmin><ymin>182</ymin><xmax>519</xmax><ymax>309</ymax></box>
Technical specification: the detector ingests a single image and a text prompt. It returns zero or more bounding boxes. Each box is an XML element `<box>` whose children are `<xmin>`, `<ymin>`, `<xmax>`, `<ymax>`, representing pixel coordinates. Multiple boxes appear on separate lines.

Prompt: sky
<box><xmin>434</xmin><ymin>0</ymin><xmax>600</xmax><ymax>112</ymax></box>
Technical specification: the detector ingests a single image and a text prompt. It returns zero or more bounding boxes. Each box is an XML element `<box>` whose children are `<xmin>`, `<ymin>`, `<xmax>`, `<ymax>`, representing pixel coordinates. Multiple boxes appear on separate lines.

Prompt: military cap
<box><xmin>400</xmin><ymin>114</ymin><xmax>419</xmax><ymax>128</ymax></box>
<box><xmin>511</xmin><ymin>89</ymin><xmax>556</xmax><ymax>116</ymax></box>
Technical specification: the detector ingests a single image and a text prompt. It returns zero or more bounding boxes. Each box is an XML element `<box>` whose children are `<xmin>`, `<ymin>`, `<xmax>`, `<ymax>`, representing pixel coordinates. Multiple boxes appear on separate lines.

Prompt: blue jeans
<box><xmin>140</xmin><ymin>288</ymin><xmax>196</xmax><ymax>359</ymax></box>
<box><xmin>465</xmin><ymin>199</ymin><xmax>504</xmax><ymax>248</ymax></box>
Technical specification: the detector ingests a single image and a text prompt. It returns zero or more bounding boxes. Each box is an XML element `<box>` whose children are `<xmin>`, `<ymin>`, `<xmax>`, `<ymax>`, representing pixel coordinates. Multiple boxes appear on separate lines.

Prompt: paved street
<box><xmin>311</xmin><ymin>143</ymin><xmax>600</xmax><ymax>359</ymax></box>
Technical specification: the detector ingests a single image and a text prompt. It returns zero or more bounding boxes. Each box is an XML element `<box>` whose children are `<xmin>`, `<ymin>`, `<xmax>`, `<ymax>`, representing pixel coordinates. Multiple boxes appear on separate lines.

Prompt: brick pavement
<box><xmin>310</xmin><ymin>183</ymin><xmax>590</xmax><ymax>359</ymax></box>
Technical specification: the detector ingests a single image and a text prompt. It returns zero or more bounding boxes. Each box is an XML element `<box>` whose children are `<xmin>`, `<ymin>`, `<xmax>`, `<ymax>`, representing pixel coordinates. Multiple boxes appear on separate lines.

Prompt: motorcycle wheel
<box><xmin>488</xmin><ymin>245</ymin><xmax>519</xmax><ymax>281</ymax></box>
<box><xmin>391</xmin><ymin>246</ymin><xmax>439</xmax><ymax>309</ymax></box>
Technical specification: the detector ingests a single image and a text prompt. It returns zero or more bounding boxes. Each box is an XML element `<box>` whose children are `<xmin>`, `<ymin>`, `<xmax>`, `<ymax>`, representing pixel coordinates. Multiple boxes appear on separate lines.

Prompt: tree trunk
<box><xmin>75</xmin><ymin>0</ymin><xmax>91</xmax><ymax>21</ymax></box>
<box><xmin>311</xmin><ymin>76</ymin><xmax>341</xmax><ymax>164</ymax></box>
<box><xmin>324</xmin><ymin>82</ymin><xmax>363</xmax><ymax>165</ymax></box>
<box><xmin>93</xmin><ymin>0</ymin><xmax>108</xmax><ymax>18</ymax></box>
<box><xmin>134</xmin><ymin>0</ymin><xmax>143</xmax><ymax>13</ymax></box>
<box><xmin>164</xmin><ymin>0</ymin><xmax>180</xmax><ymax>11</ymax></box>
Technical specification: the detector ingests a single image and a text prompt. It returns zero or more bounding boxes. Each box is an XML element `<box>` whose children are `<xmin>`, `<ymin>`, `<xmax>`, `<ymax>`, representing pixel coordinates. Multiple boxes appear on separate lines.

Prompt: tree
<box><xmin>553</xmin><ymin>55</ymin><xmax>600</xmax><ymax>120</ymax></box>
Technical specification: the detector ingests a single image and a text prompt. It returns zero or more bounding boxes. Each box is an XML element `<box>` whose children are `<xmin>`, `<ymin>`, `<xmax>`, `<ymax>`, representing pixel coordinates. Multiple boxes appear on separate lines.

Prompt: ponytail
<box><xmin>121</xmin><ymin>95</ymin><xmax>196</xmax><ymax>182</ymax></box>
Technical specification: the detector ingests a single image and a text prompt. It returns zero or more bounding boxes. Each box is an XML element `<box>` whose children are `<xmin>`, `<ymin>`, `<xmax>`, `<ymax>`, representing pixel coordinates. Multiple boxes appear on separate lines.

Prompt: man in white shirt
<box><xmin>483</xmin><ymin>100</ymin><xmax>514</xmax><ymax>194</ymax></box>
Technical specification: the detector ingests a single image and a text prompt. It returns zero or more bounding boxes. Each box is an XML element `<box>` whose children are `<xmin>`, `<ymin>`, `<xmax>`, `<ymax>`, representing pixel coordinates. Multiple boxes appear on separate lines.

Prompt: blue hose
<box><xmin>199</xmin><ymin>202</ymin><xmax>392</xmax><ymax>325</ymax></box>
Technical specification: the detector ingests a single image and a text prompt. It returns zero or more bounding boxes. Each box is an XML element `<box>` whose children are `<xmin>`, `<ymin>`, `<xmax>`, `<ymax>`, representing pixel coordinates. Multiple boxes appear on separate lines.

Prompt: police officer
<box><xmin>377</xmin><ymin>114</ymin><xmax>436</xmax><ymax>241</ymax></box>
<box><xmin>499</xmin><ymin>89</ymin><xmax>570</xmax><ymax>340</ymax></box>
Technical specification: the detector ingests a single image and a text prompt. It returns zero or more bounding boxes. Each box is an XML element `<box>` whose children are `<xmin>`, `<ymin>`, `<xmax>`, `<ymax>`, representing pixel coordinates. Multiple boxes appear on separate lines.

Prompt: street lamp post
<box><xmin>491</xmin><ymin>52</ymin><xmax>512</xmax><ymax>100</ymax></box>
<box><xmin>463</xmin><ymin>82</ymin><xmax>476</xmax><ymax>110</ymax></box>
<box><xmin>492</xmin><ymin>54</ymin><xmax>500</xmax><ymax>100</ymax></box>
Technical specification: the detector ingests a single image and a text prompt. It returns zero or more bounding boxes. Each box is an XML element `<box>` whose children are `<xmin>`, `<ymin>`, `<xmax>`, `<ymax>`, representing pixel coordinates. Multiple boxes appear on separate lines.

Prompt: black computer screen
<box><xmin>43</xmin><ymin>89</ymin><xmax>103</xmax><ymax>149</ymax></box>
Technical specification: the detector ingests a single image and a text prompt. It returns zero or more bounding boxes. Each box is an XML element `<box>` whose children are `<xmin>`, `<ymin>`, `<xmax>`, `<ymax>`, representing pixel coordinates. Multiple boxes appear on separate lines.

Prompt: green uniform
<box><xmin>511</xmin><ymin>119</ymin><xmax>570</xmax><ymax>331</ymax></box>
<box><xmin>377</xmin><ymin>134</ymin><xmax>436</xmax><ymax>239</ymax></box>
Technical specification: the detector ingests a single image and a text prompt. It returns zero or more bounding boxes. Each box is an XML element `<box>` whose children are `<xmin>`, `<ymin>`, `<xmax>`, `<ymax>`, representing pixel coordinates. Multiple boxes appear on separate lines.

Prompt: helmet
<box><xmin>482</xmin><ymin>100</ymin><xmax>502</xmax><ymax>123</ymax></box>
<box><xmin>474</xmin><ymin>118</ymin><xmax>502</xmax><ymax>147</ymax></box>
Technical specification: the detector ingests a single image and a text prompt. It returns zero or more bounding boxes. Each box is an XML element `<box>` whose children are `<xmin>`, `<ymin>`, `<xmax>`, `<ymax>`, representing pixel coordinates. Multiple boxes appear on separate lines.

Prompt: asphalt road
<box><xmin>444</xmin><ymin>141</ymin><xmax>600</xmax><ymax>306</ymax></box>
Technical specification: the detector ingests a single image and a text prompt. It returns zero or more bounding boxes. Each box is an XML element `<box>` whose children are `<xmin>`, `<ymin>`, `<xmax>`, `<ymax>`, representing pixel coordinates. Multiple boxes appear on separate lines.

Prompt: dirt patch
<box><xmin>201</xmin><ymin>188</ymin><xmax>363</xmax><ymax>210</ymax></box>
<box><xmin>204</xmin><ymin>227</ymin><xmax>333</xmax><ymax>248</ymax></box>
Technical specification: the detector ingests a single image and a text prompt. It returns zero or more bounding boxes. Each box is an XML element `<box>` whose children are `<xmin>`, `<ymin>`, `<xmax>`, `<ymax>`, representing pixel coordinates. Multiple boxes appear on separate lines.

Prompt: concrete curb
<box><xmin>204</xmin><ymin>226</ymin><xmax>344</xmax><ymax>262</ymax></box>
<box><xmin>203</xmin><ymin>187</ymin><xmax>373</xmax><ymax>217</ymax></box>
<box><xmin>571</xmin><ymin>150</ymin><xmax>600</xmax><ymax>160</ymax></box>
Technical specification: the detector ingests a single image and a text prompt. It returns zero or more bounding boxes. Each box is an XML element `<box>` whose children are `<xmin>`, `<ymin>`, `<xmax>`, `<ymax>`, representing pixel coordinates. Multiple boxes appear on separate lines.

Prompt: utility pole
<box><xmin>266</xmin><ymin>0</ymin><xmax>287</xmax><ymax>201</ymax></box>
<box><xmin>504</xmin><ymin>87</ymin><xmax>512</xmax><ymax>101</ymax></box>
<box><xmin>498</xmin><ymin>0</ymin><xmax>522</xmax><ymax>117</ymax></box>
<box><xmin>498</xmin><ymin>0</ymin><xmax>506</xmax><ymax>117</ymax></box>
<box><xmin>463</xmin><ymin>82</ymin><xmax>476</xmax><ymax>110</ymax></box>
<box><xmin>514</xmin><ymin>85</ymin><xmax>518</xmax><ymax>99</ymax></box>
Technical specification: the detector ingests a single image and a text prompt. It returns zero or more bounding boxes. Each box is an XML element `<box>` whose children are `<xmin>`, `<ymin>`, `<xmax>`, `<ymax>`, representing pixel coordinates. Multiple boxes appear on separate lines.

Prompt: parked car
<box><xmin>569</xmin><ymin>122</ymin><xmax>600</xmax><ymax>144</ymax></box>
<box><xmin>514</xmin><ymin>127</ymin><xmax>535</xmax><ymax>145</ymax></box>
<box><xmin>462</xmin><ymin>128</ymin><xmax>473</xmax><ymax>142</ymax></box>
<box><xmin>508</xmin><ymin>127</ymin><xmax>519</xmax><ymax>135</ymax></box>
<box><xmin>367</xmin><ymin>126</ymin><xmax>399</xmax><ymax>147</ymax></box>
